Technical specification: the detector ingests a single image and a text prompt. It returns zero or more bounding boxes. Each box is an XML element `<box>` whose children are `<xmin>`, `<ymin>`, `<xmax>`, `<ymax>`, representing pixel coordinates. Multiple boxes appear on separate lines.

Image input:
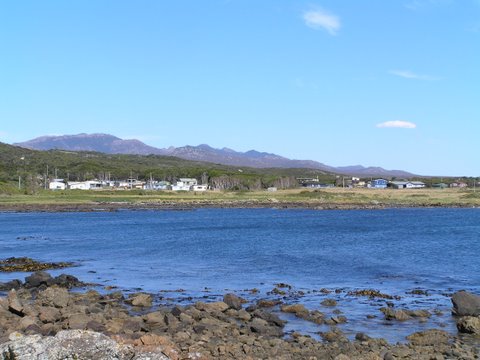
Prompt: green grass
<box><xmin>0</xmin><ymin>188</ymin><xmax>478</xmax><ymax>209</ymax></box>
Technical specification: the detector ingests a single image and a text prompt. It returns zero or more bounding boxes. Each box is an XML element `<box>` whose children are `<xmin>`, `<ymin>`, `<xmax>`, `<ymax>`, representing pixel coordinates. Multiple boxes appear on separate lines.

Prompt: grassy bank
<box><xmin>0</xmin><ymin>187</ymin><xmax>479</xmax><ymax>210</ymax></box>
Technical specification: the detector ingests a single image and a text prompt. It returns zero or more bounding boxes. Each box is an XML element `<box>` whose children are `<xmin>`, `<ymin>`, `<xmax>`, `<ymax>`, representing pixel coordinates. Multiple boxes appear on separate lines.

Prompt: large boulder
<box><xmin>24</xmin><ymin>271</ymin><xmax>53</xmax><ymax>288</ymax></box>
<box><xmin>456</xmin><ymin>316</ymin><xmax>480</xmax><ymax>334</ymax></box>
<box><xmin>452</xmin><ymin>291</ymin><xmax>480</xmax><ymax>316</ymax></box>
<box><xmin>0</xmin><ymin>330</ymin><xmax>154</xmax><ymax>360</ymax></box>
<box><xmin>36</xmin><ymin>287</ymin><xmax>70</xmax><ymax>308</ymax></box>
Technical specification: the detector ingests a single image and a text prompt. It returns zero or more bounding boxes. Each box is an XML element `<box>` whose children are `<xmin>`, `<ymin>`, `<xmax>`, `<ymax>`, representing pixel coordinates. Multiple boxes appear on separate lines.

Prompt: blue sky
<box><xmin>0</xmin><ymin>1</ymin><xmax>478</xmax><ymax>176</ymax></box>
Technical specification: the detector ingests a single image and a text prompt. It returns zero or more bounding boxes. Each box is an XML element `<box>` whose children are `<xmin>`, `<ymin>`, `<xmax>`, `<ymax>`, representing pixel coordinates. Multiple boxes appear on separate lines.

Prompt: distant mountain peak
<box><xmin>14</xmin><ymin>133</ymin><xmax>416</xmax><ymax>177</ymax></box>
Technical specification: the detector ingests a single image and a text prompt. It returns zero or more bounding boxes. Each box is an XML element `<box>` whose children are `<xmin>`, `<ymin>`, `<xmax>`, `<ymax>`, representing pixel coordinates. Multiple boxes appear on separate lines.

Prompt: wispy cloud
<box><xmin>389</xmin><ymin>69</ymin><xmax>439</xmax><ymax>81</ymax></box>
<box><xmin>376</xmin><ymin>120</ymin><xmax>417</xmax><ymax>129</ymax></box>
<box><xmin>303</xmin><ymin>8</ymin><xmax>341</xmax><ymax>35</ymax></box>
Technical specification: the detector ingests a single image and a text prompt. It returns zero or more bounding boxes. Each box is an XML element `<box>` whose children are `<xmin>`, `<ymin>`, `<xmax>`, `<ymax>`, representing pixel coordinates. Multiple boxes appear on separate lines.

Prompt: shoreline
<box><xmin>0</xmin><ymin>200</ymin><xmax>478</xmax><ymax>213</ymax></box>
<box><xmin>1</xmin><ymin>271</ymin><xmax>479</xmax><ymax>359</ymax></box>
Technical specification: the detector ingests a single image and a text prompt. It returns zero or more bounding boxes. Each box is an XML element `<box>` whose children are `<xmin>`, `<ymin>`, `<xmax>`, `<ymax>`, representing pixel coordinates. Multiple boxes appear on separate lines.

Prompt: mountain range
<box><xmin>15</xmin><ymin>134</ymin><xmax>415</xmax><ymax>177</ymax></box>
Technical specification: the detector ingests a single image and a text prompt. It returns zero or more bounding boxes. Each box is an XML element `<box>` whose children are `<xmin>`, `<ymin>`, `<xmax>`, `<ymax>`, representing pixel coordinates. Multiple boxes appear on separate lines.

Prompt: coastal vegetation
<box><xmin>0</xmin><ymin>187</ymin><xmax>479</xmax><ymax>210</ymax></box>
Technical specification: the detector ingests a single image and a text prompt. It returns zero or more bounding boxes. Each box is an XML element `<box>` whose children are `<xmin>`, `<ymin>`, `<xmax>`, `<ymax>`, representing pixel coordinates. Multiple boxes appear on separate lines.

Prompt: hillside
<box><xmin>15</xmin><ymin>134</ymin><xmax>415</xmax><ymax>177</ymax></box>
<box><xmin>0</xmin><ymin>142</ymin><xmax>334</xmax><ymax>192</ymax></box>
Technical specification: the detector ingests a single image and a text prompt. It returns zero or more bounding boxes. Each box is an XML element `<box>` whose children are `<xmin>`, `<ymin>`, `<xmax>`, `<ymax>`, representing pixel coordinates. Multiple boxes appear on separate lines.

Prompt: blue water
<box><xmin>1</xmin><ymin>208</ymin><xmax>479</xmax><ymax>342</ymax></box>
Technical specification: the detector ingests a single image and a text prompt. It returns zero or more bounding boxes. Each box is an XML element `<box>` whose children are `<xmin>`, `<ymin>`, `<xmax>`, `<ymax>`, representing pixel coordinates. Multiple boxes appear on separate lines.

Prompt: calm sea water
<box><xmin>1</xmin><ymin>208</ymin><xmax>479</xmax><ymax>342</ymax></box>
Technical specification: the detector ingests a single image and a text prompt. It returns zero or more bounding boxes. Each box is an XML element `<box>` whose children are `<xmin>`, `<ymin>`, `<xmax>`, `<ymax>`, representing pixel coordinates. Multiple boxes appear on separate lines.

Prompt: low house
<box><xmin>450</xmin><ymin>182</ymin><xmax>468</xmax><ymax>188</ymax></box>
<box><xmin>144</xmin><ymin>181</ymin><xmax>171</xmax><ymax>190</ymax></box>
<box><xmin>302</xmin><ymin>181</ymin><xmax>334</xmax><ymax>189</ymax></box>
<box><xmin>49</xmin><ymin>179</ymin><xmax>66</xmax><ymax>190</ymax></box>
<box><xmin>192</xmin><ymin>184</ymin><xmax>208</xmax><ymax>191</ymax></box>
<box><xmin>370</xmin><ymin>179</ymin><xmax>388</xmax><ymax>189</ymax></box>
<box><xmin>172</xmin><ymin>178</ymin><xmax>198</xmax><ymax>191</ymax></box>
<box><xmin>390</xmin><ymin>181</ymin><xmax>426</xmax><ymax>189</ymax></box>
<box><xmin>68</xmin><ymin>181</ymin><xmax>102</xmax><ymax>190</ymax></box>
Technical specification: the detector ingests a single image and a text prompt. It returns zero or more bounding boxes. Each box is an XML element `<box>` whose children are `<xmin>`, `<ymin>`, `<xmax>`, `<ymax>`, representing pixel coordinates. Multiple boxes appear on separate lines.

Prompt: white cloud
<box><xmin>376</xmin><ymin>121</ymin><xmax>417</xmax><ymax>129</ymax></box>
<box><xmin>389</xmin><ymin>70</ymin><xmax>439</xmax><ymax>81</ymax></box>
<box><xmin>303</xmin><ymin>8</ymin><xmax>341</xmax><ymax>35</ymax></box>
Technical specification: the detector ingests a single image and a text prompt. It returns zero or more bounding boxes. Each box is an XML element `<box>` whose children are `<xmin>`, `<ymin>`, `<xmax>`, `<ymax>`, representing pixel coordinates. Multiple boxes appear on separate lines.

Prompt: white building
<box><xmin>49</xmin><ymin>179</ymin><xmax>66</xmax><ymax>190</ymax></box>
<box><xmin>390</xmin><ymin>181</ymin><xmax>426</xmax><ymax>189</ymax></box>
<box><xmin>171</xmin><ymin>178</ymin><xmax>198</xmax><ymax>191</ymax></box>
<box><xmin>192</xmin><ymin>184</ymin><xmax>208</xmax><ymax>191</ymax></box>
<box><xmin>68</xmin><ymin>181</ymin><xmax>103</xmax><ymax>190</ymax></box>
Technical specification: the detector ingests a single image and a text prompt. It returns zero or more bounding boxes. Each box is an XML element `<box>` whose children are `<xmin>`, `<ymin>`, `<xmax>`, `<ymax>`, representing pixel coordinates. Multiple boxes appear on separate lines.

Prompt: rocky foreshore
<box><xmin>1</xmin><ymin>271</ymin><xmax>479</xmax><ymax>359</ymax></box>
<box><xmin>0</xmin><ymin>200</ymin><xmax>474</xmax><ymax>213</ymax></box>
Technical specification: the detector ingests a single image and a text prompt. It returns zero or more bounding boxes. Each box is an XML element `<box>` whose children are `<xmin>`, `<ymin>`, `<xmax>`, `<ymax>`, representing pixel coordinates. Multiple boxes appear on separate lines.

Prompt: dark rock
<box><xmin>0</xmin><ymin>257</ymin><xmax>73</xmax><ymax>273</ymax></box>
<box><xmin>171</xmin><ymin>305</ymin><xmax>184</xmax><ymax>317</ymax></box>
<box><xmin>257</xmin><ymin>299</ymin><xmax>282</xmax><ymax>308</ymax></box>
<box><xmin>252</xmin><ymin>310</ymin><xmax>286</xmax><ymax>327</ymax></box>
<box><xmin>249</xmin><ymin>318</ymin><xmax>283</xmax><ymax>337</ymax></box>
<box><xmin>223</xmin><ymin>293</ymin><xmax>244</xmax><ymax>310</ymax></box>
<box><xmin>452</xmin><ymin>291</ymin><xmax>480</xmax><ymax>316</ymax></box>
<box><xmin>0</xmin><ymin>279</ymin><xmax>22</xmax><ymax>291</ymax></box>
<box><xmin>355</xmin><ymin>332</ymin><xmax>371</xmax><ymax>342</ymax></box>
<box><xmin>25</xmin><ymin>271</ymin><xmax>53</xmax><ymax>288</ymax></box>
<box><xmin>52</xmin><ymin>274</ymin><xmax>82</xmax><ymax>288</ymax></box>
<box><xmin>321</xmin><ymin>299</ymin><xmax>337</xmax><ymax>307</ymax></box>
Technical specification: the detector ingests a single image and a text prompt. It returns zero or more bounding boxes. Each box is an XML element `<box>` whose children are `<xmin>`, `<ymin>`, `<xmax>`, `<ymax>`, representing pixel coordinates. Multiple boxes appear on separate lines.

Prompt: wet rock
<box><xmin>452</xmin><ymin>291</ymin><xmax>480</xmax><ymax>316</ymax></box>
<box><xmin>331</xmin><ymin>315</ymin><xmax>347</xmax><ymax>324</ymax></box>
<box><xmin>408</xmin><ymin>309</ymin><xmax>431</xmax><ymax>318</ymax></box>
<box><xmin>52</xmin><ymin>274</ymin><xmax>83</xmax><ymax>288</ymax></box>
<box><xmin>406</xmin><ymin>329</ymin><xmax>450</xmax><ymax>346</ymax></box>
<box><xmin>0</xmin><ymin>279</ymin><xmax>22</xmax><ymax>291</ymax></box>
<box><xmin>223</xmin><ymin>293</ymin><xmax>244</xmax><ymax>310</ymax></box>
<box><xmin>355</xmin><ymin>332</ymin><xmax>371</xmax><ymax>342</ymax></box>
<box><xmin>25</xmin><ymin>271</ymin><xmax>54</xmax><ymax>288</ymax></box>
<box><xmin>0</xmin><ymin>257</ymin><xmax>73</xmax><ymax>273</ymax></box>
<box><xmin>249</xmin><ymin>318</ymin><xmax>283</xmax><ymax>337</ymax></box>
<box><xmin>320</xmin><ymin>327</ymin><xmax>347</xmax><ymax>343</ymax></box>
<box><xmin>252</xmin><ymin>310</ymin><xmax>285</xmax><ymax>327</ymax></box>
<box><xmin>125</xmin><ymin>293</ymin><xmax>152</xmax><ymax>308</ymax></box>
<box><xmin>381</xmin><ymin>308</ymin><xmax>411</xmax><ymax>321</ymax></box>
<box><xmin>280</xmin><ymin>303</ymin><xmax>309</xmax><ymax>317</ymax></box>
<box><xmin>257</xmin><ymin>299</ymin><xmax>282</xmax><ymax>308</ymax></box>
<box><xmin>347</xmin><ymin>289</ymin><xmax>397</xmax><ymax>300</ymax></box>
<box><xmin>456</xmin><ymin>316</ymin><xmax>480</xmax><ymax>334</ymax></box>
<box><xmin>321</xmin><ymin>298</ymin><xmax>337</xmax><ymax>307</ymax></box>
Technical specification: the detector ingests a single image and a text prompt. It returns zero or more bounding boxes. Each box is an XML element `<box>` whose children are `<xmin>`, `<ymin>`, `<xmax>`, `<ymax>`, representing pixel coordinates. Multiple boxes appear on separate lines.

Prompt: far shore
<box><xmin>0</xmin><ymin>188</ymin><xmax>479</xmax><ymax>212</ymax></box>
